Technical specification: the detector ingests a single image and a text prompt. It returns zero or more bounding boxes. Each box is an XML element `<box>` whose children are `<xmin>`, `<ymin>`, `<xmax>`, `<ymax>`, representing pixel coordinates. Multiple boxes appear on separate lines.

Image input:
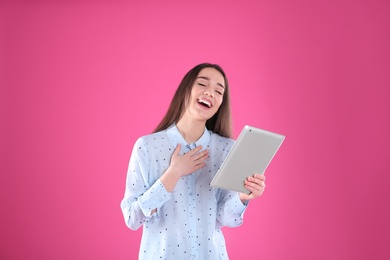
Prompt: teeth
<box><xmin>198</xmin><ymin>99</ymin><xmax>211</xmax><ymax>108</ymax></box>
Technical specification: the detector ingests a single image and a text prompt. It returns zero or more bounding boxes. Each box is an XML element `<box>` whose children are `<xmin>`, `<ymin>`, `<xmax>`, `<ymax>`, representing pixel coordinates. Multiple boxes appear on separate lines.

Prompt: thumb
<box><xmin>173</xmin><ymin>143</ymin><xmax>181</xmax><ymax>157</ymax></box>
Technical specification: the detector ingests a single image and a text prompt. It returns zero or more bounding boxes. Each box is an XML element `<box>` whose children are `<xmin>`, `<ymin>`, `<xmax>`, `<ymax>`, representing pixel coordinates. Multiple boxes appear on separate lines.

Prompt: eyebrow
<box><xmin>197</xmin><ymin>76</ymin><xmax>225</xmax><ymax>89</ymax></box>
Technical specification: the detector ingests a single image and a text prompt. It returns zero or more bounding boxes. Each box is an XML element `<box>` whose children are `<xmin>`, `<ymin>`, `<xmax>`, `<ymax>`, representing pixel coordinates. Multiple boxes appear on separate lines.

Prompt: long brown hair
<box><xmin>153</xmin><ymin>63</ymin><xmax>232</xmax><ymax>138</ymax></box>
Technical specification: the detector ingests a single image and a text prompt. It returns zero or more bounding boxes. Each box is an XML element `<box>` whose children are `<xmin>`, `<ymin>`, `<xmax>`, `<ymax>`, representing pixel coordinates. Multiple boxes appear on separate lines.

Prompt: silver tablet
<box><xmin>210</xmin><ymin>125</ymin><xmax>285</xmax><ymax>194</ymax></box>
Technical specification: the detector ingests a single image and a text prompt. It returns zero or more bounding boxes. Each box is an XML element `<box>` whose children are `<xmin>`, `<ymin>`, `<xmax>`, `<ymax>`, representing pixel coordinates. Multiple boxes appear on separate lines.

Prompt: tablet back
<box><xmin>210</xmin><ymin>125</ymin><xmax>285</xmax><ymax>193</ymax></box>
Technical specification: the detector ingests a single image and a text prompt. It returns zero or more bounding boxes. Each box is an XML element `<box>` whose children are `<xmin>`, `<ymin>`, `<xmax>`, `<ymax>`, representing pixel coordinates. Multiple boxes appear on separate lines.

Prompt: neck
<box><xmin>176</xmin><ymin>117</ymin><xmax>205</xmax><ymax>144</ymax></box>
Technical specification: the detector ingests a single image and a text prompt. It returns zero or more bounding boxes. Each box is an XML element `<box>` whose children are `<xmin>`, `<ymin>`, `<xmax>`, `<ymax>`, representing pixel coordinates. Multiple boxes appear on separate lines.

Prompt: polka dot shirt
<box><xmin>121</xmin><ymin>124</ymin><xmax>248</xmax><ymax>260</ymax></box>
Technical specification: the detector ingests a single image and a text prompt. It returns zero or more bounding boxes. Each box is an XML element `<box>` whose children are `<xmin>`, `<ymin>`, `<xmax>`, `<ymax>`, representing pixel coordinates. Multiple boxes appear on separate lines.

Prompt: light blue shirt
<box><xmin>121</xmin><ymin>124</ymin><xmax>248</xmax><ymax>260</ymax></box>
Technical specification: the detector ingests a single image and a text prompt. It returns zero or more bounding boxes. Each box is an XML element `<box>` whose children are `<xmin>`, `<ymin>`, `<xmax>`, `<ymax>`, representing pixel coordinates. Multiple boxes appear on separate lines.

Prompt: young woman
<box><xmin>121</xmin><ymin>63</ymin><xmax>266</xmax><ymax>259</ymax></box>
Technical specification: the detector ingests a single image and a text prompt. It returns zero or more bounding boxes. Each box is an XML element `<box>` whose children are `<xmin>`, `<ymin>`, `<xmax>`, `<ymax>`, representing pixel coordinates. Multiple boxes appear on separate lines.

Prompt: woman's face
<box><xmin>185</xmin><ymin>67</ymin><xmax>226</xmax><ymax>122</ymax></box>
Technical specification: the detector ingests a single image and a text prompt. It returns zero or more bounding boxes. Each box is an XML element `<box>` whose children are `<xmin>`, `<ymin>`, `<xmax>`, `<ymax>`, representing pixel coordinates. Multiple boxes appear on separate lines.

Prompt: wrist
<box><xmin>165</xmin><ymin>166</ymin><xmax>181</xmax><ymax>180</ymax></box>
<box><xmin>160</xmin><ymin>166</ymin><xmax>181</xmax><ymax>192</ymax></box>
<box><xmin>239</xmin><ymin>193</ymin><xmax>249</xmax><ymax>205</ymax></box>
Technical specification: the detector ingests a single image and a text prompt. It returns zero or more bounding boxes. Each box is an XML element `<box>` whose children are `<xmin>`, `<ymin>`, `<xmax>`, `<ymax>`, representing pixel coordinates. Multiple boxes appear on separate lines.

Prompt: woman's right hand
<box><xmin>169</xmin><ymin>144</ymin><xmax>209</xmax><ymax>177</ymax></box>
<box><xmin>160</xmin><ymin>144</ymin><xmax>208</xmax><ymax>192</ymax></box>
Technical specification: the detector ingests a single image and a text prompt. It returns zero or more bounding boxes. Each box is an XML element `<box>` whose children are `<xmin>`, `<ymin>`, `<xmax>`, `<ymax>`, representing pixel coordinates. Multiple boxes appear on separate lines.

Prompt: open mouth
<box><xmin>197</xmin><ymin>98</ymin><xmax>212</xmax><ymax>108</ymax></box>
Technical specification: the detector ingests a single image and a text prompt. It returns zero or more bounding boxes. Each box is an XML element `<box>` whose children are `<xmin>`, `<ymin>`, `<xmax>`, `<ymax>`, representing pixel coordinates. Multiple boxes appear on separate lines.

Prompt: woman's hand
<box><xmin>239</xmin><ymin>173</ymin><xmax>266</xmax><ymax>203</ymax></box>
<box><xmin>169</xmin><ymin>144</ymin><xmax>209</xmax><ymax>178</ymax></box>
<box><xmin>160</xmin><ymin>144</ymin><xmax>209</xmax><ymax>192</ymax></box>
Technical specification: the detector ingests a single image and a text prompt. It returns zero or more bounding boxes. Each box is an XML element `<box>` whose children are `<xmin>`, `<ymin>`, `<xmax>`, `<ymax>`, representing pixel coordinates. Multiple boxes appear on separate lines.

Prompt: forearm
<box><xmin>121</xmin><ymin>198</ymin><xmax>151</xmax><ymax>230</ymax></box>
<box><xmin>217</xmin><ymin>192</ymin><xmax>248</xmax><ymax>227</ymax></box>
<box><xmin>121</xmin><ymin>179</ymin><xmax>172</xmax><ymax>229</ymax></box>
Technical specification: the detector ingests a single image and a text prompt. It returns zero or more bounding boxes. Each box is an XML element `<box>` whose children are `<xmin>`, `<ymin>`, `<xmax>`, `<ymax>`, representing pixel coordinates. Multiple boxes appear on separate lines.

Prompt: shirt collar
<box><xmin>167</xmin><ymin>124</ymin><xmax>210</xmax><ymax>151</ymax></box>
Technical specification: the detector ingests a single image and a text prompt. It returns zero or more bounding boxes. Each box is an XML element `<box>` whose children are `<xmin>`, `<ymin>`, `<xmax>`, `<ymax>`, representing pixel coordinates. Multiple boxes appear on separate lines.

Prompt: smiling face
<box><xmin>183</xmin><ymin>67</ymin><xmax>226</xmax><ymax>123</ymax></box>
<box><xmin>154</xmin><ymin>63</ymin><xmax>232</xmax><ymax>138</ymax></box>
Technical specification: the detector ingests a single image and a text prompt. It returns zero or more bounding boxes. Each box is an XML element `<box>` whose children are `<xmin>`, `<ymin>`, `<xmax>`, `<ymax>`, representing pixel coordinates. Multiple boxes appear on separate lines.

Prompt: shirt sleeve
<box><xmin>215</xmin><ymin>189</ymin><xmax>248</xmax><ymax>229</ymax></box>
<box><xmin>120</xmin><ymin>137</ymin><xmax>172</xmax><ymax>230</ymax></box>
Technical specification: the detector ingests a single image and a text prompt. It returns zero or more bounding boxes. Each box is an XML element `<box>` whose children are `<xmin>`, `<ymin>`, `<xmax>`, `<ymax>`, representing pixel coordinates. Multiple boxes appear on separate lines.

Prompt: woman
<box><xmin>121</xmin><ymin>63</ymin><xmax>266</xmax><ymax>259</ymax></box>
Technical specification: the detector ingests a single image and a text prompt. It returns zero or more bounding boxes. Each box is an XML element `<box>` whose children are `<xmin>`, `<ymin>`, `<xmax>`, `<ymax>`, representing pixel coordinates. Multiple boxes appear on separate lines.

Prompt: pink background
<box><xmin>1</xmin><ymin>0</ymin><xmax>389</xmax><ymax>259</ymax></box>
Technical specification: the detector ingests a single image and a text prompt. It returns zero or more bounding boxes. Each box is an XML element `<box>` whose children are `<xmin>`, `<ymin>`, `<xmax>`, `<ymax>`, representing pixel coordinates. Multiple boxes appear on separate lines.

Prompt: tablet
<box><xmin>210</xmin><ymin>125</ymin><xmax>285</xmax><ymax>194</ymax></box>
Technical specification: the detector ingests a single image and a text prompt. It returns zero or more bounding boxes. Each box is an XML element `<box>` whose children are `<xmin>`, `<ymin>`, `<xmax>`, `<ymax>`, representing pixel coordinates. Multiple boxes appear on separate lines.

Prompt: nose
<box><xmin>204</xmin><ymin>87</ymin><xmax>213</xmax><ymax>97</ymax></box>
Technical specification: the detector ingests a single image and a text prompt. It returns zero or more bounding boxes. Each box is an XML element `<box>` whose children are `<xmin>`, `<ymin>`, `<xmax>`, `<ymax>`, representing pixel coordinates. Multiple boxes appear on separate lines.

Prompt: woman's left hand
<box><xmin>239</xmin><ymin>173</ymin><xmax>266</xmax><ymax>203</ymax></box>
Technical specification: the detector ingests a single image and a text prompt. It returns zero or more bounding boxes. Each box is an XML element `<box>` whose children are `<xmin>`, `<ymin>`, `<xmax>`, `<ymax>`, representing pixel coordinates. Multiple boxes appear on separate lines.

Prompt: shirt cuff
<box><xmin>229</xmin><ymin>193</ymin><xmax>249</xmax><ymax>215</ymax></box>
<box><xmin>138</xmin><ymin>179</ymin><xmax>172</xmax><ymax>217</ymax></box>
